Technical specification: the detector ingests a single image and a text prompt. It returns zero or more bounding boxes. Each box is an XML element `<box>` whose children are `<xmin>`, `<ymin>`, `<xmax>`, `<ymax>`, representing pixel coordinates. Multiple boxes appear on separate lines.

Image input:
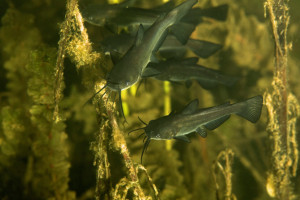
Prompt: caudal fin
<box><xmin>236</xmin><ymin>96</ymin><xmax>263</xmax><ymax>123</ymax></box>
<box><xmin>169</xmin><ymin>22</ymin><xmax>195</xmax><ymax>44</ymax></box>
<box><xmin>186</xmin><ymin>39</ymin><xmax>222</xmax><ymax>58</ymax></box>
<box><xmin>200</xmin><ymin>4</ymin><xmax>229</xmax><ymax>21</ymax></box>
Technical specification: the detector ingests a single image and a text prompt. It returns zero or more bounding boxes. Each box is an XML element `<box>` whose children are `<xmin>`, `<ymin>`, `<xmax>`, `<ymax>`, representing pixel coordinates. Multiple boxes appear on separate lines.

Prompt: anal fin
<box><xmin>196</xmin><ymin>127</ymin><xmax>207</xmax><ymax>138</ymax></box>
<box><xmin>204</xmin><ymin>115</ymin><xmax>230</xmax><ymax>130</ymax></box>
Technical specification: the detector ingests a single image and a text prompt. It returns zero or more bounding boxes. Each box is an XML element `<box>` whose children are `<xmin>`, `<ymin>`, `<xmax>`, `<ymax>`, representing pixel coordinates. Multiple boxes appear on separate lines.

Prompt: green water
<box><xmin>0</xmin><ymin>0</ymin><xmax>299</xmax><ymax>199</ymax></box>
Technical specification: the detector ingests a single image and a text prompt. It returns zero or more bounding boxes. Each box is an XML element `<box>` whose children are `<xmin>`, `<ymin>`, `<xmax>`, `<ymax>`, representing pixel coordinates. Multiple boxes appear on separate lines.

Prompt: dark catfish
<box><xmin>134</xmin><ymin>95</ymin><xmax>263</xmax><ymax>162</ymax></box>
<box><xmin>142</xmin><ymin>57</ymin><xmax>238</xmax><ymax>89</ymax></box>
<box><xmin>106</xmin><ymin>0</ymin><xmax>197</xmax><ymax>92</ymax></box>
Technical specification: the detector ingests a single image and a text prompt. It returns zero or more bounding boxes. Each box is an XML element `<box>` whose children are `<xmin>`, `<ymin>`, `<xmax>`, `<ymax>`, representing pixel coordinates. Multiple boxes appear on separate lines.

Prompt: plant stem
<box><xmin>264</xmin><ymin>0</ymin><xmax>299</xmax><ymax>199</ymax></box>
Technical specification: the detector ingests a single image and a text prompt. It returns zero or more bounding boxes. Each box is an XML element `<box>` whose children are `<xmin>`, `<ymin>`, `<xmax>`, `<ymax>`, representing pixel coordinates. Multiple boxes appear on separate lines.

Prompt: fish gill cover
<box><xmin>0</xmin><ymin>0</ymin><xmax>299</xmax><ymax>200</ymax></box>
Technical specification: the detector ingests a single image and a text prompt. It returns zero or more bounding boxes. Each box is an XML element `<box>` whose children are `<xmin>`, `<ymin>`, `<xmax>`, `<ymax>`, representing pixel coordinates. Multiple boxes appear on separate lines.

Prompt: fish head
<box><xmin>145</xmin><ymin>115</ymin><xmax>175</xmax><ymax>140</ymax></box>
<box><xmin>106</xmin><ymin>67</ymin><xmax>140</xmax><ymax>91</ymax></box>
<box><xmin>106</xmin><ymin>79</ymin><xmax>132</xmax><ymax>91</ymax></box>
<box><xmin>81</xmin><ymin>4</ymin><xmax>120</xmax><ymax>26</ymax></box>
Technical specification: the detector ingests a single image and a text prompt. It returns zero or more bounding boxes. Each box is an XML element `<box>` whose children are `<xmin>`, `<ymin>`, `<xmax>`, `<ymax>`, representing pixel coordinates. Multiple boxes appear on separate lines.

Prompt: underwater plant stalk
<box><xmin>212</xmin><ymin>149</ymin><xmax>236</xmax><ymax>200</ymax></box>
<box><xmin>121</xmin><ymin>90</ymin><xmax>130</xmax><ymax>117</ymax></box>
<box><xmin>54</xmin><ymin>0</ymin><xmax>100</xmax><ymax>121</ymax></box>
<box><xmin>264</xmin><ymin>0</ymin><xmax>300</xmax><ymax>199</ymax></box>
<box><xmin>103</xmin><ymin>92</ymin><xmax>147</xmax><ymax>199</ymax></box>
<box><xmin>164</xmin><ymin>81</ymin><xmax>172</xmax><ymax>150</ymax></box>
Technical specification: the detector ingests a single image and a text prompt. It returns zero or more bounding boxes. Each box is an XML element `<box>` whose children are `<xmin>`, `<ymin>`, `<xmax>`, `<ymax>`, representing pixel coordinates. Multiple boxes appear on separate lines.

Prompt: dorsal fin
<box><xmin>181</xmin><ymin>99</ymin><xmax>199</xmax><ymax>114</ymax></box>
<box><xmin>135</xmin><ymin>24</ymin><xmax>144</xmax><ymax>46</ymax></box>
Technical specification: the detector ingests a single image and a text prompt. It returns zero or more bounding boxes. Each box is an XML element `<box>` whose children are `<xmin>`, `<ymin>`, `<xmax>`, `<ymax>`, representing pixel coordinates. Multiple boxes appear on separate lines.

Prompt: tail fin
<box><xmin>181</xmin><ymin>4</ymin><xmax>228</xmax><ymax>25</ymax></box>
<box><xmin>236</xmin><ymin>96</ymin><xmax>263</xmax><ymax>123</ymax></box>
<box><xmin>169</xmin><ymin>22</ymin><xmax>195</xmax><ymax>44</ymax></box>
<box><xmin>164</xmin><ymin>0</ymin><xmax>197</xmax><ymax>27</ymax></box>
<box><xmin>186</xmin><ymin>39</ymin><xmax>222</xmax><ymax>58</ymax></box>
<box><xmin>200</xmin><ymin>4</ymin><xmax>228</xmax><ymax>21</ymax></box>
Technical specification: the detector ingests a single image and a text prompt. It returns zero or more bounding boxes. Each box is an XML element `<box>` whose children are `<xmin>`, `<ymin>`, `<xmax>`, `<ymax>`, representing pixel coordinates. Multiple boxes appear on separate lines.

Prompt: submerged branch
<box><xmin>212</xmin><ymin>149</ymin><xmax>236</xmax><ymax>200</ymax></box>
<box><xmin>264</xmin><ymin>0</ymin><xmax>299</xmax><ymax>199</ymax></box>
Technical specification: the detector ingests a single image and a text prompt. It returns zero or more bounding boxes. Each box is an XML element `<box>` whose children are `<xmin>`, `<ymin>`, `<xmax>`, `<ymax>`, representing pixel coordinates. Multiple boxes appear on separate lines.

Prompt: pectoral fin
<box><xmin>110</xmin><ymin>50</ymin><xmax>123</xmax><ymax>65</ymax></box>
<box><xmin>196</xmin><ymin>127</ymin><xmax>207</xmax><ymax>138</ymax></box>
<box><xmin>174</xmin><ymin>135</ymin><xmax>190</xmax><ymax>143</ymax></box>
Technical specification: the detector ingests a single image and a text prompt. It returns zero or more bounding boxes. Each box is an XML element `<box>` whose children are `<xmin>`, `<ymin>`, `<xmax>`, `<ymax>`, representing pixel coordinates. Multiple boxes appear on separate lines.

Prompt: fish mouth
<box><xmin>106</xmin><ymin>80</ymin><xmax>133</xmax><ymax>91</ymax></box>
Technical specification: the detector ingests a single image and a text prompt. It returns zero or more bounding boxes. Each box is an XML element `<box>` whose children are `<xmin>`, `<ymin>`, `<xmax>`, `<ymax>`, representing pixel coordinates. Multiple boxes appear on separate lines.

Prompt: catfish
<box><xmin>82</xmin><ymin>2</ymin><xmax>228</xmax><ymax>43</ymax></box>
<box><xmin>99</xmin><ymin>34</ymin><xmax>222</xmax><ymax>60</ymax></box>
<box><xmin>81</xmin><ymin>0</ymin><xmax>138</xmax><ymax>26</ymax></box>
<box><xmin>82</xmin><ymin>2</ymin><xmax>228</xmax><ymax>28</ymax></box>
<box><xmin>131</xmin><ymin>95</ymin><xmax>263</xmax><ymax>163</ymax></box>
<box><xmin>95</xmin><ymin>0</ymin><xmax>198</xmax><ymax>121</ymax></box>
<box><xmin>142</xmin><ymin>57</ymin><xmax>238</xmax><ymax>89</ymax></box>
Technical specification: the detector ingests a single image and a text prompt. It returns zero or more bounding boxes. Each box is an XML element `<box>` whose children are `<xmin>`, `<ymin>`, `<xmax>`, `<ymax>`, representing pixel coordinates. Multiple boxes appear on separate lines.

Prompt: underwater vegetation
<box><xmin>0</xmin><ymin>0</ymin><xmax>299</xmax><ymax>200</ymax></box>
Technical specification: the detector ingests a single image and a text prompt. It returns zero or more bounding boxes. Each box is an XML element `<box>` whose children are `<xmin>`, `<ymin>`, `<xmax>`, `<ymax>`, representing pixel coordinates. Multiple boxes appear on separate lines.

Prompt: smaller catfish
<box><xmin>142</xmin><ymin>57</ymin><xmax>238</xmax><ymax>89</ymax></box>
<box><xmin>130</xmin><ymin>95</ymin><xmax>263</xmax><ymax>163</ymax></box>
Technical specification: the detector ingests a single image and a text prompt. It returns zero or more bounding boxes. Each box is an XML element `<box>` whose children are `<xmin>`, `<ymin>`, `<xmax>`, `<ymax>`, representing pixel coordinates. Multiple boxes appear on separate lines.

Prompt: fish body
<box><xmin>144</xmin><ymin>95</ymin><xmax>263</xmax><ymax>141</ymax></box>
<box><xmin>143</xmin><ymin>57</ymin><xmax>238</xmax><ymax>89</ymax></box>
<box><xmin>100</xmin><ymin>34</ymin><xmax>222</xmax><ymax>59</ymax></box>
<box><xmin>106</xmin><ymin>0</ymin><xmax>197</xmax><ymax>91</ymax></box>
